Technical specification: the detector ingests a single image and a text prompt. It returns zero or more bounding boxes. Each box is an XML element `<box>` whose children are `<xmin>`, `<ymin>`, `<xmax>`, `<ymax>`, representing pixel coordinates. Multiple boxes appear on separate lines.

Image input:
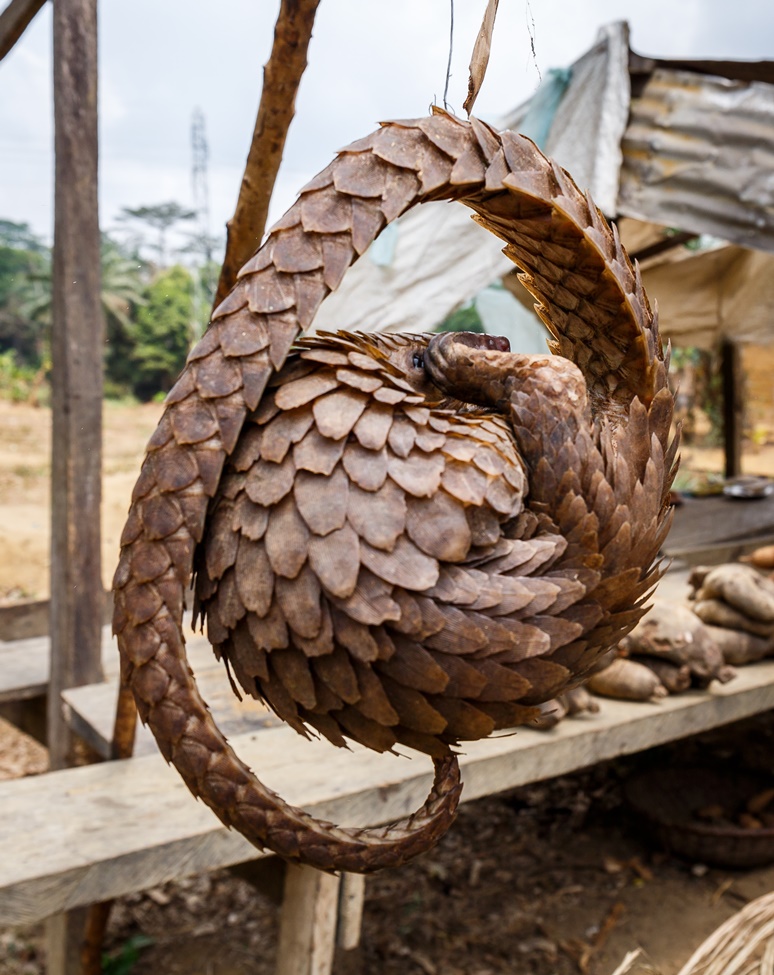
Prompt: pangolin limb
<box><xmin>113</xmin><ymin>109</ymin><xmax>677</xmax><ymax>872</ymax></box>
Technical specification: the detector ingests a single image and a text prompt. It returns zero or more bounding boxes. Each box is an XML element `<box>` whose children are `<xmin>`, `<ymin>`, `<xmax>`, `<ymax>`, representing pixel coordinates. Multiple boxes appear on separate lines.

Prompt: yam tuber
<box><xmin>586</xmin><ymin>657</ymin><xmax>667</xmax><ymax>701</ymax></box>
<box><xmin>687</xmin><ymin>565</ymin><xmax>712</xmax><ymax>595</ymax></box>
<box><xmin>693</xmin><ymin>598</ymin><xmax>774</xmax><ymax>637</ymax></box>
<box><xmin>621</xmin><ymin>600</ymin><xmax>727</xmax><ymax>681</ymax></box>
<box><xmin>741</xmin><ymin>545</ymin><xmax>774</xmax><ymax>570</ymax></box>
<box><xmin>703</xmin><ymin>624</ymin><xmax>774</xmax><ymax>665</ymax></box>
<box><xmin>560</xmin><ymin>685</ymin><xmax>600</xmax><ymax>716</ymax></box>
<box><xmin>696</xmin><ymin>563</ymin><xmax>774</xmax><ymax>622</ymax></box>
<box><xmin>634</xmin><ymin>656</ymin><xmax>691</xmax><ymax>694</ymax></box>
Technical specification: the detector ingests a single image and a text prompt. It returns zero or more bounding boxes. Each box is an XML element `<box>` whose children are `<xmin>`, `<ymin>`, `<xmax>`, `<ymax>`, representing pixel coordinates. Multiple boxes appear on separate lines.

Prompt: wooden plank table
<box><xmin>3</xmin><ymin>660</ymin><xmax>774</xmax><ymax>927</ymax></box>
<box><xmin>666</xmin><ymin>492</ymin><xmax>774</xmax><ymax>562</ymax></box>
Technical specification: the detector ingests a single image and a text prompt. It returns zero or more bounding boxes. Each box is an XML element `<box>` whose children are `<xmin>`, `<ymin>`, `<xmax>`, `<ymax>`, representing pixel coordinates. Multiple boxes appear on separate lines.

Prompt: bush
<box><xmin>130</xmin><ymin>265</ymin><xmax>194</xmax><ymax>401</ymax></box>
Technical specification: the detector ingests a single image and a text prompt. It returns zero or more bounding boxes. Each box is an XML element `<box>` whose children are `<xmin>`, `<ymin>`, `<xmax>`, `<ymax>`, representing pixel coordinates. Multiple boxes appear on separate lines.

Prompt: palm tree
<box><xmin>6</xmin><ymin>234</ymin><xmax>148</xmax><ymax>392</ymax></box>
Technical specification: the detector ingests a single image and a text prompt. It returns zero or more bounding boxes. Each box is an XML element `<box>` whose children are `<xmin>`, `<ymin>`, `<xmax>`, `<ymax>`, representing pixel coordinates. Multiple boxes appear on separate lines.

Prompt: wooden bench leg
<box><xmin>45</xmin><ymin>909</ymin><xmax>88</xmax><ymax>975</ymax></box>
<box><xmin>276</xmin><ymin>864</ymin><xmax>341</xmax><ymax>975</ymax></box>
<box><xmin>336</xmin><ymin>873</ymin><xmax>366</xmax><ymax>952</ymax></box>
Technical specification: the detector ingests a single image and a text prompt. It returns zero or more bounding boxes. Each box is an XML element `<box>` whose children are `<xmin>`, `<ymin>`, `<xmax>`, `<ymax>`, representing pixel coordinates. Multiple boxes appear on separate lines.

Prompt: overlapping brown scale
<box><xmin>342</xmin><ymin>441</ymin><xmax>388</xmax><ymax>491</ymax></box>
<box><xmin>405</xmin><ymin>492</ymin><xmax>472</xmax><ymax>562</ymax></box>
<box><xmin>331</xmin><ymin>567</ymin><xmax>402</xmax><ymax>628</ymax></box>
<box><xmin>115</xmin><ymin>109</ymin><xmax>676</xmax><ymax>875</ymax></box>
<box><xmin>307</xmin><ymin>523</ymin><xmax>360</xmax><ymax>599</ymax></box>
<box><xmin>294</xmin><ymin>466</ymin><xmax>349</xmax><ymax>535</ymax></box>
<box><xmin>313</xmin><ymin>387</ymin><xmax>368</xmax><ymax>439</ymax></box>
<box><xmin>234</xmin><ymin>537</ymin><xmax>273</xmax><ymax>617</ymax></box>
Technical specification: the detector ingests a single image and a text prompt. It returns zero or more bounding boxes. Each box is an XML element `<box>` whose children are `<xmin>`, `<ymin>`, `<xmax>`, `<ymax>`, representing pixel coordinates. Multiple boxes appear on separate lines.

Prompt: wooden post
<box><xmin>336</xmin><ymin>873</ymin><xmax>366</xmax><ymax>952</ymax></box>
<box><xmin>213</xmin><ymin>0</ymin><xmax>321</xmax><ymax>307</ymax></box>
<box><xmin>721</xmin><ymin>339</ymin><xmax>743</xmax><ymax>479</ymax></box>
<box><xmin>0</xmin><ymin>0</ymin><xmax>48</xmax><ymax>62</ymax></box>
<box><xmin>276</xmin><ymin>865</ymin><xmax>341</xmax><ymax>975</ymax></box>
<box><xmin>47</xmin><ymin>1</ymin><xmax>103</xmax><ymax>971</ymax></box>
<box><xmin>49</xmin><ymin>0</ymin><xmax>103</xmax><ymax>768</ymax></box>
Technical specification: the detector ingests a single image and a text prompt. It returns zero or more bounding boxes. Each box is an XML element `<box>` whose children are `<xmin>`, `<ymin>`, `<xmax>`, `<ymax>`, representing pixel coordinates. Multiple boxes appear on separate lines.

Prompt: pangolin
<box><xmin>113</xmin><ymin>110</ymin><xmax>677</xmax><ymax>873</ymax></box>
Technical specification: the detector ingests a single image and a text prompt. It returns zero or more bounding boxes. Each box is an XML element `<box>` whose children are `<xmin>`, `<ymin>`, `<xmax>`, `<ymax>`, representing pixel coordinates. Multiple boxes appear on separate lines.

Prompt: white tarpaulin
<box><xmin>313</xmin><ymin>21</ymin><xmax>774</xmax><ymax>347</ymax></box>
<box><xmin>314</xmin><ymin>201</ymin><xmax>514</xmax><ymax>334</ymax></box>
<box><xmin>315</xmin><ymin>23</ymin><xmax>631</xmax><ymax>336</ymax></box>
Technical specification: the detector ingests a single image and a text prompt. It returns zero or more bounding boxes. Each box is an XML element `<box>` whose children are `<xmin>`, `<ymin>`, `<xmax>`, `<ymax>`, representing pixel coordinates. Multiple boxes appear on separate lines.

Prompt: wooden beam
<box><xmin>49</xmin><ymin>1</ymin><xmax>102</xmax><ymax>971</ymax></box>
<box><xmin>337</xmin><ymin>874</ymin><xmax>366</xmax><ymax>952</ymax></box>
<box><xmin>0</xmin><ymin>0</ymin><xmax>47</xmax><ymax>62</ymax></box>
<box><xmin>3</xmin><ymin>661</ymin><xmax>774</xmax><ymax>927</ymax></box>
<box><xmin>213</xmin><ymin>0</ymin><xmax>321</xmax><ymax>307</ymax></box>
<box><xmin>49</xmin><ymin>0</ymin><xmax>104</xmax><ymax>771</ymax></box>
<box><xmin>721</xmin><ymin>339</ymin><xmax>744</xmax><ymax>479</ymax></box>
<box><xmin>276</xmin><ymin>865</ymin><xmax>341</xmax><ymax>975</ymax></box>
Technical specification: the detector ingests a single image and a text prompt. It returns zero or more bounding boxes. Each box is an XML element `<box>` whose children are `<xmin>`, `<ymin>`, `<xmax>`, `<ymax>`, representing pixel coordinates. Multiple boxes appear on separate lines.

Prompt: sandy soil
<box><xmin>0</xmin><ymin>399</ymin><xmax>162</xmax><ymax>601</ymax></box>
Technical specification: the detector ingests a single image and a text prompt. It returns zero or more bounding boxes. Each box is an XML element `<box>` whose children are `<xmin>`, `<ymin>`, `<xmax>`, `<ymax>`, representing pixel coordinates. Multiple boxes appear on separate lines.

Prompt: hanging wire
<box><xmin>443</xmin><ymin>0</ymin><xmax>455</xmax><ymax>111</ymax></box>
<box><xmin>525</xmin><ymin>0</ymin><xmax>541</xmax><ymax>82</ymax></box>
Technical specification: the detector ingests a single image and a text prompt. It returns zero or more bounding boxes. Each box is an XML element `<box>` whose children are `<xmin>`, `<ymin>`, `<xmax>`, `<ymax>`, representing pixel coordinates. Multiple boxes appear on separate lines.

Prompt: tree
<box><xmin>118</xmin><ymin>202</ymin><xmax>196</xmax><ymax>267</ymax></box>
<box><xmin>0</xmin><ymin>230</ymin><xmax>148</xmax><ymax>388</ymax></box>
<box><xmin>130</xmin><ymin>264</ymin><xmax>194</xmax><ymax>400</ymax></box>
<box><xmin>100</xmin><ymin>236</ymin><xmax>148</xmax><ymax>393</ymax></box>
<box><xmin>0</xmin><ymin>218</ymin><xmax>47</xmax><ymax>252</ymax></box>
<box><xmin>0</xmin><ymin>224</ymin><xmax>50</xmax><ymax>367</ymax></box>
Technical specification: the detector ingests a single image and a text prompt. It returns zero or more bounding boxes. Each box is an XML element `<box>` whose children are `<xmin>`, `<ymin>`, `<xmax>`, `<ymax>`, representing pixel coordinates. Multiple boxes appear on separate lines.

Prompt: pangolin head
<box><xmin>298</xmin><ymin>330</ymin><xmax>511</xmax><ymax>409</ymax></box>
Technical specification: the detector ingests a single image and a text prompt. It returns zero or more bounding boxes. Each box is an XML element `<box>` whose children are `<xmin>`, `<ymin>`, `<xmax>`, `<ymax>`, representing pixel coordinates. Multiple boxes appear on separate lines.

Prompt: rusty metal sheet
<box><xmin>619</xmin><ymin>68</ymin><xmax>774</xmax><ymax>253</ymax></box>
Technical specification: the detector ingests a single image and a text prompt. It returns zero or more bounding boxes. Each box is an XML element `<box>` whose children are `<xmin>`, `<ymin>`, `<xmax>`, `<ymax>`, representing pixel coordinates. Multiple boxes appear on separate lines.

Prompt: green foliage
<box><xmin>101</xmin><ymin>236</ymin><xmax>149</xmax><ymax>394</ymax></box>
<box><xmin>0</xmin><ymin>244</ymin><xmax>50</xmax><ymax>367</ymax></box>
<box><xmin>436</xmin><ymin>302</ymin><xmax>485</xmax><ymax>334</ymax></box>
<box><xmin>0</xmin><ymin>219</ymin><xmax>47</xmax><ymax>252</ymax></box>
<box><xmin>0</xmin><ymin>216</ymin><xmax>202</xmax><ymax>403</ymax></box>
<box><xmin>101</xmin><ymin>934</ymin><xmax>154</xmax><ymax>975</ymax></box>
<box><xmin>131</xmin><ymin>265</ymin><xmax>194</xmax><ymax>400</ymax></box>
<box><xmin>0</xmin><ymin>349</ymin><xmax>49</xmax><ymax>405</ymax></box>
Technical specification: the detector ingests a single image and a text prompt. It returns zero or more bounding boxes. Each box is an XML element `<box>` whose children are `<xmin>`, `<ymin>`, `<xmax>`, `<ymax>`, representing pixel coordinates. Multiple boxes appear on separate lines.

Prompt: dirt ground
<box><xmin>2</xmin><ymin>398</ymin><xmax>774</xmax><ymax>974</ymax></box>
<box><xmin>0</xmin><ymin>399</ymin><xmax>163</xmax><ymax>601</ymax></box>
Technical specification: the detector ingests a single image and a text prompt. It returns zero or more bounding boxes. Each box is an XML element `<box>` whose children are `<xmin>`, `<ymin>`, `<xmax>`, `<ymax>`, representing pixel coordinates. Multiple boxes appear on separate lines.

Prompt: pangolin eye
<box><xmin>412</xmin><ymin>352</ymin><xmax>424</xmax><ymax>369</ymax></box>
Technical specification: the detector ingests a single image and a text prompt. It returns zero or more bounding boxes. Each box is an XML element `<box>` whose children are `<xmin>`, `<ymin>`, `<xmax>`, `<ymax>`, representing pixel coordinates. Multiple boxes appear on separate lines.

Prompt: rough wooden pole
<box><xmin>213</xmin><ymin>0</ymin><xmax>321</xmax><ymax>308</ymax></box>
<box><xmin>47</xmin><ymin>1</ymin><xmax>103</xmax><ymax>970</ymax></box>
<box><xmin>721</xmin><ymin>339</ymin><xmax>743</xmax><ymax>479</ymax></box>
<box><xmin>0</xmin><ymin>0</ymin><xmax>48</xmax><ymax>62</ymax></box>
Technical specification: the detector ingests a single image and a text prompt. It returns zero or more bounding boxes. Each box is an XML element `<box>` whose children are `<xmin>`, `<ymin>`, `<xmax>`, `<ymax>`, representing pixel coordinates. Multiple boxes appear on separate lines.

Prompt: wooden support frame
<box><xmin>48</xmin><ymin>0</ymin><xmax>103</xmax><ymax>972</ymax></box>
<box><xmin>276</xmin><ymin>865</ymin><xmax>341</xmax><ymax>975</ymax></box>
<box><xmin>0</xmin><ymin>0</ymin><xmax>47</xmax><ymax>62</ymax></box>
<box><xmin>721</xmin><ymin>339</ymin><xmax>744</xmax><ymax>479</ymax></box>
<box><xmin>4</xmin><ymin>662</ymin><xmax>774</xmax><ymax>928</ymax></box>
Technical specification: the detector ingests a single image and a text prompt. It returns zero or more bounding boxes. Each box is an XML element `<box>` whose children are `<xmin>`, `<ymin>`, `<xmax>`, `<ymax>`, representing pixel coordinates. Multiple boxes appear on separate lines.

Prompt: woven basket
<box><xmin>625</xmin><ymin>766</ymin><xmax>774</xmax><ymax>869</ymax></box>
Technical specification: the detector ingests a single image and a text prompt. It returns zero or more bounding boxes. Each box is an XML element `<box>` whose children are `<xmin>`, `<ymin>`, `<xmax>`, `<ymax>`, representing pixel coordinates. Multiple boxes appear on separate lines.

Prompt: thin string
<box><xmin>525</xmin><ymin>0</ymin><xmax>541</xmax><ymax>82</ymax></box>
<box><xmin>443</xmin><ymin>0</ymin><xmax>455</xmax><ymax>111</ymax></box>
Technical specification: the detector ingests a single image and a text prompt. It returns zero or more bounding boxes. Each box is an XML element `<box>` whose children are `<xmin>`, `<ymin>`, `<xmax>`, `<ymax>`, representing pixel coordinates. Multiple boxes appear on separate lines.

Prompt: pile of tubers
<box><xmin>588</xmin><ymin>600</ymin><xmax>736</xmax><ymax>702</ymax></box>
<box><xmin>690</xmin><ymin>560</ymin><xmax>774</xmax><ymax>666</ymax></box>
<box><xmin>535</xmin><ymin>549</ymin><xmax>774</xmax><ymax>717</ymax></box>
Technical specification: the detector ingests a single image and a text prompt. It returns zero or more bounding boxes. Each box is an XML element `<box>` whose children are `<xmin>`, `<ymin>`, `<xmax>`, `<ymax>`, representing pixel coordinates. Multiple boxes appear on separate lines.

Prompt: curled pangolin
<box><xmin>113</xmin><ymin>109</ymin><xmax>678</xmax><ymax>872</ymax></box>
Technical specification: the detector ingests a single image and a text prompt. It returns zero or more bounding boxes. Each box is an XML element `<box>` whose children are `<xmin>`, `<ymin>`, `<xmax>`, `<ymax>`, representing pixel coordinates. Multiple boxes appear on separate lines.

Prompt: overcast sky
<box><xmin>2</xmin><ymin>0</ymin><xmax>773</xmax><ymax>250</ymax></box>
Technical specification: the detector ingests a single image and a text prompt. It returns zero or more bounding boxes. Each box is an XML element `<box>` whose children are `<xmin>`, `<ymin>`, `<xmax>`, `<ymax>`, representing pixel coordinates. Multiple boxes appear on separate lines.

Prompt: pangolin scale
<box><xmin>113</xmin><ymin>109</ymin><xmax>678</xmax><ymax>873</ymax></box>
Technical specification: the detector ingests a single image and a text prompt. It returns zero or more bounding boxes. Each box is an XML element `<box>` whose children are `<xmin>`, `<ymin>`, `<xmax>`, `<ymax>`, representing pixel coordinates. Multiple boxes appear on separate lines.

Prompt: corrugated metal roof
<box><xmin>618</xmin><ymin>68</ymin><xmax>774</xmax><ymax>253</ymax></box>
